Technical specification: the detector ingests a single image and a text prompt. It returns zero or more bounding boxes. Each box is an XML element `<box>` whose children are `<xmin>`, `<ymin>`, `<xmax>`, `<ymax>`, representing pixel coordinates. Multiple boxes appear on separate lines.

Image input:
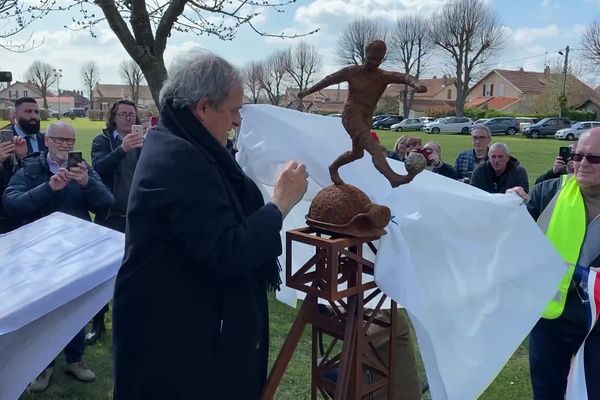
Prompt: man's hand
<box><xmin>13</xmin><ymin>137</ymin><xmax>27</xmax><ymax>159</ymax></box>
<box><xmin>121</xmin><ymin>133</ymin><xmax>144</xmax><ymax>153</ymax></box>
<box><xmin>552</xmin><ymin>156</ymin><xmax>566</xmax><ymax>174</ymax></box>
<box><xmin>49</xmin><ymin>169</ymin><xmax>71</xmax><ymax>192</ymax></box>
<box><xmin>0</xmin><ymin>141</ymin><xmax>15</xmax><ymax>163</ymax></box>
<box><xmin>272</xmin><ymin>161</ymin><xmax>309</xmax><ymax>218</ymax></box>
<box><xmin>428</xmin><ymin>152</ymin><xmax>441</xmax><ymax>167</ymax></box>
<box><xmin>506</xmin><ymin>186</ymin><xmax>530</xmax><ymax>203</ymax></box>
<box><xmin>66</xmin><ymin>162</ymin><xmax>89</xmax><ymax>187</ymax></box>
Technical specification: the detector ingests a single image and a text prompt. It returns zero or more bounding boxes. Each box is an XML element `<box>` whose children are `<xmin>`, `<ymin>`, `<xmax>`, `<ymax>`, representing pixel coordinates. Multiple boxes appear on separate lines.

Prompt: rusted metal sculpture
<box><xmin>298</xmin><ymin>40</ymin><xmax>428</xmax><ymax>188</ymax></box>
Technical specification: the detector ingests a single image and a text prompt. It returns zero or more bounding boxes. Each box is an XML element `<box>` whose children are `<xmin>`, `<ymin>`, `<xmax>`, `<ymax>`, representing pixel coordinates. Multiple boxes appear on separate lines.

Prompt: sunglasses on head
<box><xmin>572</xmin><ymin>153</ymin><xmax>600</xmax><ymax>164</ymax></box>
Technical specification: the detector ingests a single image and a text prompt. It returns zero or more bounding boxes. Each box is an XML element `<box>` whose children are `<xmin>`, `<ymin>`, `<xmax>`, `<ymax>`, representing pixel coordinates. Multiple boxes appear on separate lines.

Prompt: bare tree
<box><xmin>390</xmin><ymin>14</ymin><xmax>433</xmax><ymax>118</ymax></box>
<box><xmin>244</xmin><ymin>62</ymin><xmax>264</xmax><ymax>104</ymax></box>
<box><xmin>581</xmin><ymin>18</ymin><xmax>600</xmax><ymax>74</ymax></box>
<box><xmin>81</xmin><ymin>61</ymin><xmax>100</xmax><ymax>107</ymax></box>
<box><xmin>25</xmin><ymin>60</ymin><xmax>56</xmax><ymax>109</ymax></box>
<box><xmin>429</xmin><ymin>0</ymin><xmax>504</xmax><ymax>116</ymax></box>
<box><xmin>6</xmin><ymin>1</ymin><xmax>317</xmax><ymax>108</ymax></box>
<box><xmin>258</xmin><ymin>50</ymin><xmax>287</xmax><ymax>106</ymax></box>
<box><xmin>284</xmin><ymin>41</ymin><xmax>322</xmax><ymax>91</ymax></box>
<box><xmin>337</xmin><ymin>18</ymin><xmax>387</xmax><ymax>65</ymax></box>
<box><xmin>120</xmin><ymin>59</ymin><xmax>144</xmax><ymax>105</ymax></box>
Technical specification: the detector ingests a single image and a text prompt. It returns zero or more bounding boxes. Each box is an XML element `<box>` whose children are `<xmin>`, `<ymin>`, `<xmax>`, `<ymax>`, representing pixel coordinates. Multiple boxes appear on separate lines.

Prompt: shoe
<box><xmin>64</xmin><ymin>361</ymin><xmax>96</xmax><ymax>382</ymax></box>
<box><xmin>85</xmin><ymin>319</ymin><xmax>105</xmax><ymax>345</ymax></box>
<box><xmin>27</xmin><ymin>367</ymin><xmax>54</xmax><ymax>392</ymax></box>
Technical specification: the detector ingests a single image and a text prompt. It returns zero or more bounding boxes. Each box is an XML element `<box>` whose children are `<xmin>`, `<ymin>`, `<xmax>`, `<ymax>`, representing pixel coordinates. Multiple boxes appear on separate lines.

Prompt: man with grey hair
<box><xmin>454</xmin><ymin>124</ymin><xmax>492</xmax><ymax>182</ymax></box>
<box><xmin>423</xmin><ymin>141</ymin><xmax>457</xmax><ymax>179</ymax></box>
<box><xmin>112</xmin><ymin>51</ymin><xmax>308</xmax><ymax>399</ymax></box>
<box><xmin>2</xmin><ymin>121</ymin><xmax>114</xmax><ymax>392</ymax></box>
<box><xmin>470</xmin><ymin>142</ymin><xmax>529</xmax><ymax>193</ymax></box>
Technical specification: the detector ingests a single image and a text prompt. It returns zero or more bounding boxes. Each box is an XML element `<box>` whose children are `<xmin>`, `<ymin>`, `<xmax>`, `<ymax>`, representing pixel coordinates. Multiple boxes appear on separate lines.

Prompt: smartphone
<box><xmin>131</xmin><ymin>125</ymin><xmax>144</xmax><ymax>137</ymax></box>
<box><xmin>0</xmin><ymin>130</ymin><xmax>13</xmax><ymax>143</ymax></box>
<box><xmin>559</xmin><ymin>146</ymin><xmax>571</xmax><ymax>161</ymax></box>
<box><xmin>68</xmin><ymin>151</ymin><xmax>83</xmax><ymax>170</ymax></box>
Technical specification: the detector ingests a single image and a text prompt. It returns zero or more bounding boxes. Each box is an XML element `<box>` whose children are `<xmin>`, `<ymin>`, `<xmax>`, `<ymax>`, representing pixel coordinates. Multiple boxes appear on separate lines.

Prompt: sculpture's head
<box><xmin>364</xmin><ymin>40</ymin><xmax>386</xmax><ymax>70</ymax></box>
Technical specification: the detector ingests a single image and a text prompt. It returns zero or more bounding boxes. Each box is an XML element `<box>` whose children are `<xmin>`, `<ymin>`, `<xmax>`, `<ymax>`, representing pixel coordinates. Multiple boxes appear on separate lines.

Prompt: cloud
<box><xmin>541</xmin><ymin>0</ymin><xmax>559</xmax><ymax>8</ymax></box>
<box><xmin>511</xmin><ymin>24</ymin><xmax>560</xmax><ymax>46</ymax></box>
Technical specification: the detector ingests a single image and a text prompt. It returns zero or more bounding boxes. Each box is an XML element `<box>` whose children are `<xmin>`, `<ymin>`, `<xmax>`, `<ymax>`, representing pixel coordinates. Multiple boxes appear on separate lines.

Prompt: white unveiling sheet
<box><xmin>236</xmin><ymin>104</ymin><xmax>566</xmax><ymax>399</ymax></box>
<box><xmin>0</xmin><ymin>212</ymin><xmax>124</xmax><ymax>400</ymax></box>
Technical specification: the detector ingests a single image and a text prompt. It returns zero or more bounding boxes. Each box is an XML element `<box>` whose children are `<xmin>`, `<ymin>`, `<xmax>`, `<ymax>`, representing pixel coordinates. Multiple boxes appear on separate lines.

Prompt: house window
<box><xmin>24</xmin><ymin>90</ymin><xmax>28</xmax><ymax>97</ymax></box>
<box><xmin>15</xmin><ymin>90</ymin><xmax>18</xmax><ymax>98</ymax></box>
<box><xmin>483</xmin><ymin>84</ymin><xmax>494</xmax><ymax>97</ymax></box>
<box><xmin>8</xmin><ymin>90</ymin><xmax>11</xmax><ymax>98</ymax></box>
<box><xmin>498</xmin><ymin>83</ymin><xmax>505</xmax><ymax>97</ymax></box>
<box><xmin>447</xmin><ymin>89</ymin><xmax>452</xmax><ymax>100</ymax></box>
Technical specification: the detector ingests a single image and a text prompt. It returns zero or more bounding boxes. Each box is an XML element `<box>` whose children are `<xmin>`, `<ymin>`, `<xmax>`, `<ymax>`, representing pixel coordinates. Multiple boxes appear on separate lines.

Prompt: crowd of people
<box><xmin>0</xmin><ymin>50</ymin><xmax>598</xmax><ymax>400</ymax></box>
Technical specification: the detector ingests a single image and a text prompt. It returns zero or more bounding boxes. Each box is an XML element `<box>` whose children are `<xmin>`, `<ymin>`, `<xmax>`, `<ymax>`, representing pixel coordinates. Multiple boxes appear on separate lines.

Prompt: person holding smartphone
<box><xmin>88</xmin><ymin>99</ymin><xmax>143</xmax><ymax>344</ymax></box>
<box><xmin>0</xmin><ymin>132</ymin><xmax>27</xmax><ymax>233</ymax></box>
<box><xmin>535</xmin><ymin>142</ymin><xmax>577</xmax><ymax>185</ymax></box>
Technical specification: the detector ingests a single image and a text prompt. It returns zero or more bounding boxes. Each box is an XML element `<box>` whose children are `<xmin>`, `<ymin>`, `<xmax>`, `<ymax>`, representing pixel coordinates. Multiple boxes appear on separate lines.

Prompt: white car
<box><xmin>423</xmin><ymin>116</ymin><xmax>473</xmax><ymax>134</ymax></box>
<box><xmin>555</xmin><ymin>121</ymin><xmax>600</xmax><ymax>140</ymax></box>
<box><xmin>515</xmin><ymin>117</ymin><xmax>538</xmax><ymax>132</ymax></box>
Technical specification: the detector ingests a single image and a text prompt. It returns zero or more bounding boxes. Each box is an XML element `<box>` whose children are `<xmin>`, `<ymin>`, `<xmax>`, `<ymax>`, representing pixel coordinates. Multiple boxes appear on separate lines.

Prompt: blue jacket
<box><xmin>2</xmin><ymin>152</ymin><xmax>115</xmax><ymax>225</ymax></box>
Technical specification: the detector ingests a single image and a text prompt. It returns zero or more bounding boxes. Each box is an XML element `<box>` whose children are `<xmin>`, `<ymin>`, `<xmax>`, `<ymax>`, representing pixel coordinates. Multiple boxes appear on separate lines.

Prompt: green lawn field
<box><xmin>19</xmin><ymin>120</ymin><xmax>568</xmax><ymax>400</ymax></box>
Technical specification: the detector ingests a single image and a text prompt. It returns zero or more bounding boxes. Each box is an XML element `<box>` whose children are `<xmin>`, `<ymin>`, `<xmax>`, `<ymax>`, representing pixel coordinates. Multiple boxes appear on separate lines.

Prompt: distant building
<box><xmin>92</xmin><ymin>84</ymin><xmax>155</xmax><ymax>110</ymax></box>
<box><xmin>395</xmin><ymin>76</ymin><xmax>457</xmax><ymax>117</ymax></box>
<box><xmin>36</xmin><ymin>96</ymin><xmax>75</xmax><ymax>113</ymax></box>
<box><xmin>467</xmin><ymin>67</ymin><xmax>600</xmax><ymax>116</ymax></box>
<box><xmin>61</xmin><ymin>90</ymin><xmax>90</xmax><ymax>109</ymax></box>
<box><xmin>0</xmin><ymin>81</ymin><xmax>43</xmax><ymax>100</ymax></box>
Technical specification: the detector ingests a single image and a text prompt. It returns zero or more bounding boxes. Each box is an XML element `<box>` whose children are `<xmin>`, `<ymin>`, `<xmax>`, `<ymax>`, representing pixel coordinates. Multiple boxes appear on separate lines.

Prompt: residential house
<box><xmin>36</xmin><ymin>95</ymin><xmax>75</xmax><ymax>114</ymax></box>
<box><xmin>92</xmin><ymin>84</ymin><xmax>155</xmax><ymax>110</ymax></box>
<box><xmin>283</xmin><ymin>87</ymin><xmax>348</xmax><ymax>114</ymax></box>
<box><xmin>467</xmin><ymin>67</ymin><xmax>600</xmax><ymax>116</ymax></box>
<box><xmin>61</xmin><ymin>90</ymin><xmax>90</xmax><ymax>109</ymax></box>
<box><xmin>394</xmin><ymin>76</ymin><xmax>457</xmax><ymax>117</ymax></box>
<box><xmin>0</xmin><ymin>81</ymin><xmax>43</xmax><ymax>100</ymax></box>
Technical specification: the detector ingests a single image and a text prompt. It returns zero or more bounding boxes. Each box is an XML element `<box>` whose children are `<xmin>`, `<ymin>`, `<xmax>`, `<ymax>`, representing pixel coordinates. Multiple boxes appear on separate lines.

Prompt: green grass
<box><xmin>20</xmin><ymin>121</ymin><xmax>567</xmax><ymax>399</ymax></box>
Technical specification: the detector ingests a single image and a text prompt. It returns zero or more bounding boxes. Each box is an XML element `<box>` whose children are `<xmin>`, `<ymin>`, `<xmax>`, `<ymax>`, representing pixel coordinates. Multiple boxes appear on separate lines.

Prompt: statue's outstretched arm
<box><xmin>386</xmin><ymin>72</ymin><xmax>428</xmax><ymax>93</ymax></box>
<box><xmin>297</xmin><ymin>68</ymin><xmax>350</xmax><ymax>99</ymax></box>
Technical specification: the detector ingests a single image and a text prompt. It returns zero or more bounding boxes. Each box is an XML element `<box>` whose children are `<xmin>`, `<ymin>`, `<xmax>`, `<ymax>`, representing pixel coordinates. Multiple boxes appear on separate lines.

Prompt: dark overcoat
<box><xmin>112</xmin><ymin>100</ymin><xmax>283</xmax><ymax>400</ymax></box>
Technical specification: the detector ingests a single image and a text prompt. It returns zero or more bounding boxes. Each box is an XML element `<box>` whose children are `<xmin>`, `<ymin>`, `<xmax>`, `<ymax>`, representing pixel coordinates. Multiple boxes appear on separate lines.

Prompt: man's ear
<box><xmin>193</xmin><ymin>98</ymin><xmax>211</xmax><ymax>121</ymax></box>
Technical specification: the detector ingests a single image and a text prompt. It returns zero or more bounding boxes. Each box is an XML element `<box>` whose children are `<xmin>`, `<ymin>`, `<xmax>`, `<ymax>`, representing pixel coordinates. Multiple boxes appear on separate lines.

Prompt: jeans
<box><xmin>529</xmin><ymin>318</ymin><xmax>600</xmax><ymax>399</ymax></box>
<box><xmin>48</xmin><ymin>328</ymin><xmax>86</xmax><ymax>367</ymax></box>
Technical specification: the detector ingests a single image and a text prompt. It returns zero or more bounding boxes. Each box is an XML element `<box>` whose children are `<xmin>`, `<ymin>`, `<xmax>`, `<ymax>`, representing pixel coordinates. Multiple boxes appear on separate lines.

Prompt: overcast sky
<box><xmin>1</xmin><ymin>0</ymin><xmax>599</xmax><ymax>92</ymax></box>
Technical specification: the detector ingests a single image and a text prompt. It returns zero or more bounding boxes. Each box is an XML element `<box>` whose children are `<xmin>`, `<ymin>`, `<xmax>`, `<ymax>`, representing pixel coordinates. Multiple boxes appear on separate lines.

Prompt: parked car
<box><xmin>482</xmin><ymin>117</ymin><xmax>520</xmax><ymax>135</ymax></box>
<box><xmin>473</xmin><ymin>118</ymin><xmax>490</xmax><ymax>125</ymax></box>
<box><xmin>372</xmin><ymin>114</ymin><xmax>395</xmax><ymax>123</ymax></box>
<box><xmin>63</xmin><ymin>108</ymin><xmax>86</xmax><ymax>118</ymax></box>
<box><xmin>390</xmin><ymin>118</ymin><xmax>425</xmax><ymax>132</ymax></box>
<box><xmin>555</xmin><ymin>121</ymin><xmax>600</xmax><ymax>140</ymax></box>
<box><xmin>372</xmin><ymin>115</ymin><xmax>403</xmax><ymax>129</ymax></box>
<box><xmin>44</xmin><ymin>108</ymin><xmax>60</xmax><ymax>118</ymax></box>
<box><xmin>523</xmin><ymin>117</ymin><xmax>571</xmax><ymax>138</ymax></box>
<box><xmin>515</xmin><ymin>117</ymin><xmax>539</xmax><ymax>132</ymax></box>
<box><xmin>419</xmin><ymin>116</ymin><xmax>436</xmax><ymax>124</ymax></box>
<box><xmin>423</xmin><ymin>116</ymin><xmax>472</xmax><ymax>134</ymax></box>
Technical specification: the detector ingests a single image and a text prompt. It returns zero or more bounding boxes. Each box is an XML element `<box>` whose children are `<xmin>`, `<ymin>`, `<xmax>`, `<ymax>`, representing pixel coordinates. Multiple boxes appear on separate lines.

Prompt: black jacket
<box><xmin>2</xmin><ymin>152</ymin><xmax>114</xmax><ymax>225</ymax></box>
<box><xmin>0</xmin><ymin>156</ymin><xmax>19</xmax><ymax>232</ymax></box>
<box><xmin>470</xmin><ymin>157</ymin><xmax>529</xmax><ymax>194</ymax></box>
<box><xmin>432</xmin><ymin>161</ymin><xmax>457</xmax><ymax>180</ymax></box>
<box><xmin>91</xmin><ymin>129</ymin><xmax>141</xmax><ymax>222</ymax></box>
<box><xmin>534</xmin><ymin>166</ymin><xmax>567</xmax><ymax>185</ymax></box>
<box><xmin>112</xmin><ymin>100</ymin><xmax>283</xmax><ymax>400</ymax></box>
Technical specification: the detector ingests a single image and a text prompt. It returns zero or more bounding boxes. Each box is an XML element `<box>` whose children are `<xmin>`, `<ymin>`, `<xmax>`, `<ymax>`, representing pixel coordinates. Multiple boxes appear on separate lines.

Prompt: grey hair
<box><xmin>46</xmin><ymin>121</ymin><xmax>75</xmax><ymax>137</ymax></box>
<box><xmin>489</xmin><ymin>142</ymin><xmax>510</xmax><ymax>155</ymax></box>
<box><xmin>159</xmin><ymin>49</ymin><xmax>243</xmax><ymax>110</ymax></box>
<box><xmin>470</xmin><ymin>124</ymin><xmax>491</xmax><ymax>137</ymax></box>
<box><xmin>424</xmin><ymin>140</ymin><xmax>442</xmax><ymax>156</ymax></box>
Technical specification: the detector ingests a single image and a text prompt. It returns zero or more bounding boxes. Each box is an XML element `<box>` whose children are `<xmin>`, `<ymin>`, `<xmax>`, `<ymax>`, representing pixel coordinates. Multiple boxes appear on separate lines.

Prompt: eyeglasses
<box><xmin>47</xmin><ymin>137</ymin><xmax>76</xmax><ymax>145</ymax></box>
<box><xmin>115</xmin><ymin>112</ymin><xmax>137</xmax><ymax>119</ymax></box>
<box><xmin>472</xmin><ymin>135</ymin><xmax>489</xmax><ymax>141</ymax></box>
<box><xmin>572</xmin><ymin>153</ymin><xmax>600</xmax><ymax>164</ymax></box>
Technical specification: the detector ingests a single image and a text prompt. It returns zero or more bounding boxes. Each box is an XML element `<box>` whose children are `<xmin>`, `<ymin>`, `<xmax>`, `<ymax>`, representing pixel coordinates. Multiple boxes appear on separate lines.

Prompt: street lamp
<box><xmin>52</xmin><ymin>68</ymin><xmax>63</xmax><ymax>119</ymax></box>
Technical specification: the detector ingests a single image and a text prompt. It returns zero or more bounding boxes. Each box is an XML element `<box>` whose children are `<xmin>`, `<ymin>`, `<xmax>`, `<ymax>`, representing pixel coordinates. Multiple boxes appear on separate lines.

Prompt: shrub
<box><xmin>88</xmin><ymin>110</ymin><xmax>106</xmax><ymax>121</ymax></box>
<box><xmin>0</xmin><ymin>108</ymin><xmax>11</xmax><ymax>120</ymax></box>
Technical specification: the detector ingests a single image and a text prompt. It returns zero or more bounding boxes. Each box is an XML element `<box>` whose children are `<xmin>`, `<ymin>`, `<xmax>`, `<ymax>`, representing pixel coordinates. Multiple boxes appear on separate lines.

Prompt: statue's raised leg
<box><xmin>360</xmin><ymin>135</ymin><xmax>415</xmax><ymax>188</ymax></box>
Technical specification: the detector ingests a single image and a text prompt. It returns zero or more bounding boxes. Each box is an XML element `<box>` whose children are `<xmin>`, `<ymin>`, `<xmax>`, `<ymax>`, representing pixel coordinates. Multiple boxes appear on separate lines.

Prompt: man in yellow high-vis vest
<box><xmin>509</xmin><ymin>128</ymin><xmax>600</xmax><ymax>399</ymax></box>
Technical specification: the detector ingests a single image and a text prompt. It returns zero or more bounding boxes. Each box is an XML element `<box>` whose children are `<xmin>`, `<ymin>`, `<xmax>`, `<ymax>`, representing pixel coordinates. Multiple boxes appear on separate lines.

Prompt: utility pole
<box><xmin>559</xmin><ymin>45</ymin><xmax>570</xmax><ymax>118</ymax></box>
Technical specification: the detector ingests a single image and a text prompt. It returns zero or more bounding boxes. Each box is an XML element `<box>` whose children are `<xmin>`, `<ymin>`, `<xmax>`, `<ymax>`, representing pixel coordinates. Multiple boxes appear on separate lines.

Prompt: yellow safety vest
<box><xmin>540</xmin><ymin>175</ymin><xmax>586</xmax><ymax>319</ymax></box>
